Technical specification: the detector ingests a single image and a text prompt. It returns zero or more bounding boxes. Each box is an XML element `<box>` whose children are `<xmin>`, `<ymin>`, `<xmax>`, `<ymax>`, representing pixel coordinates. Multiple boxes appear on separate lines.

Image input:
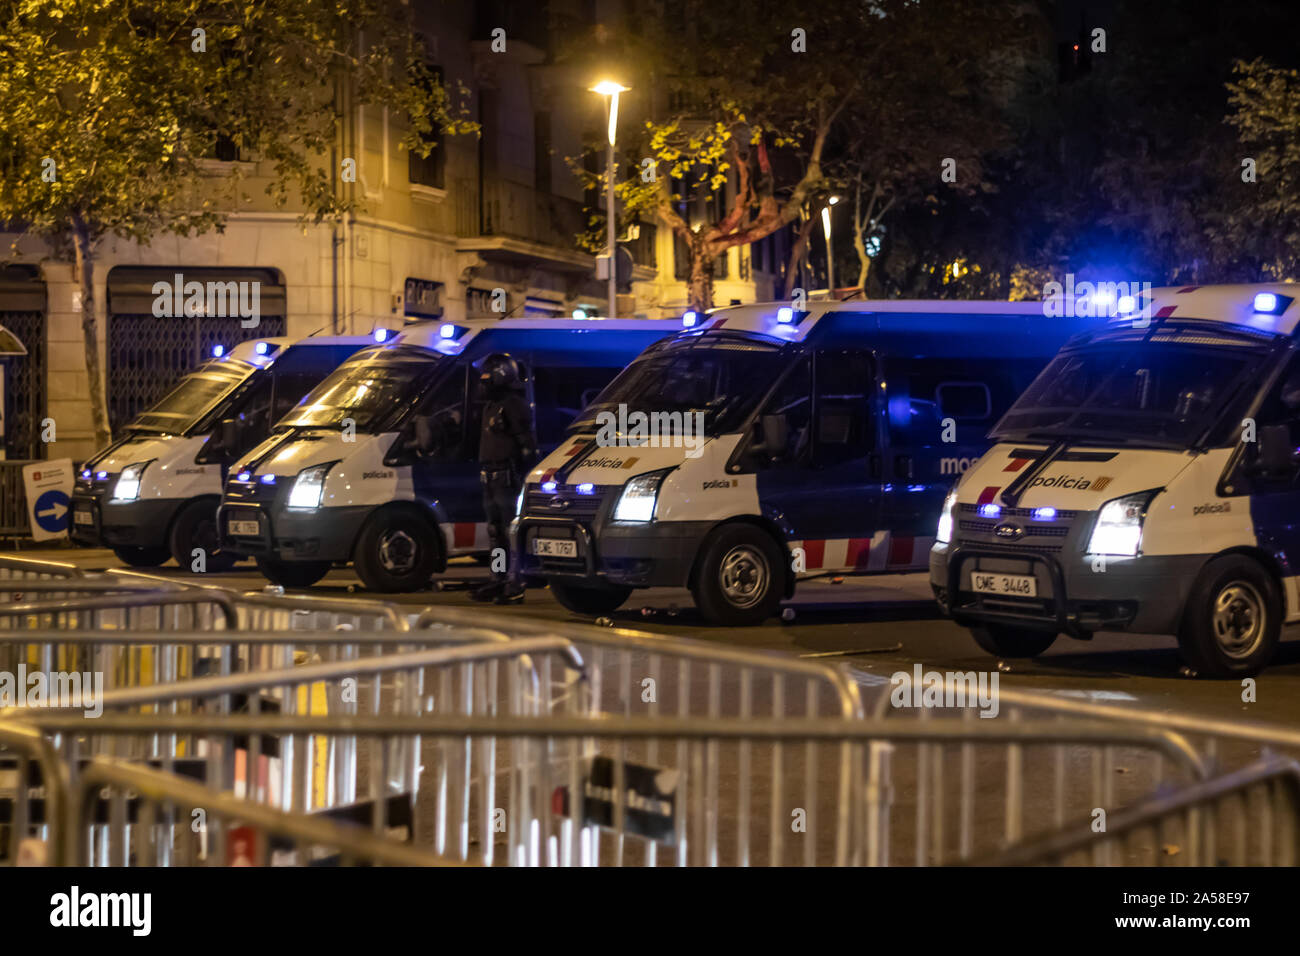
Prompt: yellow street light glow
<box><xmin>590</xmin><ymin>80</ymin><xmax>629</xmax><ymax>146</ymax></box>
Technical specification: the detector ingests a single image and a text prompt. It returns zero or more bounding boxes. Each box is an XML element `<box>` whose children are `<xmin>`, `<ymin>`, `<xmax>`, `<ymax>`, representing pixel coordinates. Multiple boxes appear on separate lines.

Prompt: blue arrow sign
<box><xmin>33</xmin><ymin>489</ymin><xmax>70</xmax><ymax>534</ymax></box>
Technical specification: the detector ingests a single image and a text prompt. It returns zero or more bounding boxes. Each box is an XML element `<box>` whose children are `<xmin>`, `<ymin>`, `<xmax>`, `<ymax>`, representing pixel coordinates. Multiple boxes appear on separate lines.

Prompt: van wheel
<box><xmin>256</xmin><ymin>557</ymin><xmax>331</xmax><ymax>589</ymax></box>
<box><xmin>112</xmin><ymin>546</ymin><xmax>172</xmax><ymax>568</ymax></box>
<box><xmin>169</xmin><ymin>500</ymin><xmax>237</xmax><ymax>573</ymax></box>
<box><xmin>548</xmin><ymin>580</ymin><xmax>632</xmax><ymax>616</ymax></box>
<box><xmin>353</xmin><ymin>509</ymin><xmax>440</xmax><ymax>593</ymax></box>
<box><xmin>969</xmin><ymin>624</ymin><xmax>1058</xmax><ymax>658</ymax></box>
<box><xmin>1176</xmin><ymin>555</ymin><xmax>1280</xmax><ymax>677</ymax></box>
<box><xmin>691</xmin><ymin>524</ymin><xmax>784</xmax><ymax>626</ymax></box>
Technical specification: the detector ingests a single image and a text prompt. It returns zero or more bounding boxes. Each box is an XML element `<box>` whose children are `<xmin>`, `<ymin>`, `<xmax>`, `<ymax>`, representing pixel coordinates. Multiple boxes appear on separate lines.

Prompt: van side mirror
<box><xmin>219</xmin><ymin>417</ymin><xmax>240</xmax><ymax>451</ymax></box>
<box><xmin>750</xmin><ymin>414</ymin><xmax>789</xmax><ymax>461</ymax></box>
<box><xmin>413</xmin><ymin>414</ymin><xmax>438</xmax><ymax>455</ymax></box>
<box><xmin>1253</xmin><ymin>424</ymin><xmax>1298</xmax><ymax>476</ymax></box>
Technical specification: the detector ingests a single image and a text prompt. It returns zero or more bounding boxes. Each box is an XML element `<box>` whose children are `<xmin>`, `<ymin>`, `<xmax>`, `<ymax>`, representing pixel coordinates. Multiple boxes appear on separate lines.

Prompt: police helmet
<box><xmin>480</xmin><ymin>353</ymin><xmax>523</xmax><ymax>390</ymax></box>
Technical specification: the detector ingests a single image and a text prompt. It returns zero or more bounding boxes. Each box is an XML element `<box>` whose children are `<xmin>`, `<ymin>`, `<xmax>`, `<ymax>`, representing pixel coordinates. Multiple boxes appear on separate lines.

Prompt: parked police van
<box><xmin>71</xmin><ymin>335</ymin><xmax>369</xmax><ymax>570</ymax></box>
<box><xmin>218</xmin><ymin>317</ymin><xmax>680</xmax><ymax>590</ymax></box>
<box><xmin>516</xmin><ymin>301</ymin><xmax>1099</xmax><ymax>624</ymax></box>
<box><xmin>930</xmin><ymin>284</ymin><xmax>1300</xmax><ymax>677</ymax></box>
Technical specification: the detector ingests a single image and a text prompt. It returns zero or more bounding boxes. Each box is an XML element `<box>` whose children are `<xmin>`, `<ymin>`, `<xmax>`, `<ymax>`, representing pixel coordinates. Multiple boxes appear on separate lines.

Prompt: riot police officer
<box><xmin>470</xmin><ymin>352</ymin><xmax>536</xmax><ymax>604</ymax></box>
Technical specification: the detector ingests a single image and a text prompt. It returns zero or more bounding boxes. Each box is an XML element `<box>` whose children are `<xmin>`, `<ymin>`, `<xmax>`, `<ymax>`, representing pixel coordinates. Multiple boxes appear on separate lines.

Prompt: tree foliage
<box><xmin>0</xmin><ymin>0</ymin><xmax>476</xmax><ymax>445</ymax></box>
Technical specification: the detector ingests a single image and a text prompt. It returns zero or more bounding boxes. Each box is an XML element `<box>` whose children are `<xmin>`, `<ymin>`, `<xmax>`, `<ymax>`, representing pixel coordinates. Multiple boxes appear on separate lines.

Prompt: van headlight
<box><xmin>613</xmin><ymin>469</ymin><xmax>671</xmax><ymax>522</ymax></box>
<box><xmin>112</xmin><ymin>461</ymin><xmax>153</xmax><ymax>501</ymax></box>
<box><xmin>936</xmin><ymin>489</ymin><xmax>958</xmax><ymax>544</ymax></box>
<box><xmin>1087</xmin><ymin>491</ymin><xmax>1156</xmax><ymax>556</ymax></box>
<box><xmin>288</xmin><ymin>462</ymin><xmax>335</xmax><ymax>510</ymax></box>
<box><xmin>515</xmin><ymin>487</ymin><xmax>525</xmax><ymax>518</ymax></box>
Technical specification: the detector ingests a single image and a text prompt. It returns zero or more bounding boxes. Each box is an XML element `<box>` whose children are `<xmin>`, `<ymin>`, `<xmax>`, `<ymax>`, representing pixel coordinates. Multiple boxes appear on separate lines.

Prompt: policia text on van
<box><xmin>71</xmin><ymin>336</ymin><xmax>367</xmax><ymax>570</ymax></box>
<box><xmin>218</xmin><ymin>318</ymin><xmax>678</xmax><ymax>590</ymax></box>
<box><xmin>932</xmin><ymin>284</ymin><xmax>1300</xmax><ymax>677</ymax></box>
<box><xmin>518</xmin><ymin>301</ymin><xmax>1099</xmax><ymax>624</ymax></box>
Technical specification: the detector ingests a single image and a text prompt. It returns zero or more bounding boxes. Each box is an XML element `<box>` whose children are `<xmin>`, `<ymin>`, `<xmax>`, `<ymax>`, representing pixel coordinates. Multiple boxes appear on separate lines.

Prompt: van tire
<box><xmin>353</xmin><ymin>508</ymin><xmax>440</xmax><ymax>593</ymax></box>
<box><xmin>548</xmin><ymin>580</ymin><xmax>632</xmax><ymax>616</ymax></box>
<box><xmin>256</xmin><ymin>557</ymin><xmax>331</xmax><ymax>589</ymax></box>
<box><xmin>112</xmin><ymin>545</ymin><xmax>172</xmax><ymax>568</ymax></box>
<box><xmin>1176</xmin><ymin>555</ymin><xmax>1280</xmax><ymax>678</ymax></box>
<box><xmin>969</xmin><ymin>624</ymin><xmax>1058</xmax><ymax>658</ymax></box>
<box><xmin>169</xmin><ymin>500</ymin><xmax>237</xmax><ymax>573</ymax></box>
<box><xmin>691</xmin><ymin>524</ymin><xmax>784</xmax><ymax>626</ymax></box>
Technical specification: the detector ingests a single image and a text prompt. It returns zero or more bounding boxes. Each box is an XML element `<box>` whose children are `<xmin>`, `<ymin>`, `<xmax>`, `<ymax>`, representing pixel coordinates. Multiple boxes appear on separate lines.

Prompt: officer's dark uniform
<box><xmin>471</xmin><ymin>353</ymin><xmax>535</xmax><ymax>604</ymax></box>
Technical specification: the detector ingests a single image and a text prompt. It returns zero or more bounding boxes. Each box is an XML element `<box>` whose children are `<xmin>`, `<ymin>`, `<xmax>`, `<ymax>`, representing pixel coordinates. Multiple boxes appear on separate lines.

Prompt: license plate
<box><xmin>971</xmin><ymin>572</ymin><xmax>1038</xmax><ymax>597</ymax></box>
<box><xmin>532</xmin><ymin>538</ymin><xmax>577</xmax><ymax>557</ymax></box>
<box><xmin>227</xmin><ymin>519</ymin><xmax>260</xmax><ymax>536</ymax></box>
<box><xmin>74</xmin><ymin>508</ymin><xmax>93</xmax><ymax>526</ymax></box>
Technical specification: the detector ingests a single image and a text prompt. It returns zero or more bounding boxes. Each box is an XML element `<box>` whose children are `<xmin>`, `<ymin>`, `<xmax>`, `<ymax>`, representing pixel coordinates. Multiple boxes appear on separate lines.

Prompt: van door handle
<box><xmin>895</xmin><ymin>454</ymin><xmax>913</xmax><ymax>479</ymax></box>
<box><xmin>868</xmin><ymin>452</ymin><xmax>882</xmax><ymax>479</ymax></box>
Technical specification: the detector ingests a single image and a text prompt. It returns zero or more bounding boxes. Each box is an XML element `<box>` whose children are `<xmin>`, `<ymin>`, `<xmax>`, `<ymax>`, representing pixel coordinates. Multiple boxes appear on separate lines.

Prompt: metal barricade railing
<box><xmin>0</xmin><ymin>554</ymin><xmax>84</xmax><ymax>582</ymax></box>
<box><xmin>974</xmin><ymin>756</ymin><xmax>1300</xmax><ymax>867</ymax></box>
<box><xmin>69</xmin><ymin>756</ymin><xmax>469</xmax><ymax>867</ymax></box>
<box><xmin>11</xmin><ymin>712</ymin><xmax>1208</xmax><ymax>867</ymax></box>
<box><xmin>0</xmin><ymin>718</ymin><xmax>68</xmax><ymax>865</ymax></box>
<box><xmin>865</xmin><ymin>672</ymin><xmax>1300</xmax><ymax>864</ymax></box>
<box><xmin>414</xmin><ymin>605</ymin><xmax>865</xmax><ymax>719</ymax></box>
<box><xmin>11</xmin><ymin>638</ymin><xmax>588</xmax><ymax>863</ymax></box>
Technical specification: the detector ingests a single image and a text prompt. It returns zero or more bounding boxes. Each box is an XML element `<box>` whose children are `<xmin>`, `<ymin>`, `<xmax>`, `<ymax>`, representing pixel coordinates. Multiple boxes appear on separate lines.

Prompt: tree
<box><xmin>0</xmin><ymin>0</ymin><xmax>475</xmax><ymax>447</ymax></box>
<box><xmin>565</xmin><ymin>0</ymin><xmax>1039</xmax><ymax>311</ymax></box>
<box><xmin>1220</xmin><ymin>59</ymin><xmax>1300</xmax><ymax>278</ymax></box>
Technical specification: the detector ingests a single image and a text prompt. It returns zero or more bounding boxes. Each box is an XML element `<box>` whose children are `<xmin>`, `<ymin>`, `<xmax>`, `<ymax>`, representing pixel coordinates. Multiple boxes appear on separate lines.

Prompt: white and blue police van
<box><xmin>931</xmin><ymin>284</ymin><xmax>1300</xmax><ymax>677</ymax></box>
<box><xmin>71</xmin><ymin>335</ymin><xmax>370</xmax><ymax>570</ymax></box>
<box><xmin>516</xmin><ymin>300</ymin><xmax>1100</xmax><ymax>624</ymax></box>
<box><xmin>218</xmin><ymin>317</ymin><xmax>680</xmax><ymax>591</ymax></box>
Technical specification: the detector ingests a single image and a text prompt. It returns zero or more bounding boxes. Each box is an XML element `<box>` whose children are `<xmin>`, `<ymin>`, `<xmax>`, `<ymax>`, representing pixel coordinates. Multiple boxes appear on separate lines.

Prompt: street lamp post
<box><xmin>590</xmin><ymin>81</ymin><xmax>628</xmax><ymax>318</ymax></box>
<box><xmin>822</xmin><ymin>195</ymin><xmax>840</xmax><ymax>299</ymax></box>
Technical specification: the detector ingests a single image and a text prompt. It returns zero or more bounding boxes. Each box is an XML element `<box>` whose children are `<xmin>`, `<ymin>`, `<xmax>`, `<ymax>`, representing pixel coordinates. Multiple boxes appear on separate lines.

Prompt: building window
<box><xmin>409</xmin><ymin>65</ymin><xmax>447</xmax><ymax>190</ymax></box>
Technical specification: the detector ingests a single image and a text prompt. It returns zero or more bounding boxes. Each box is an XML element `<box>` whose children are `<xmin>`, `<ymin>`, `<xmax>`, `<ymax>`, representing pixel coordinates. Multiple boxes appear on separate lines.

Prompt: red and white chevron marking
<box><xmin>788</xmin><ymin>531</ymin><xmax>934</xmax><ymax>574</ymax></box>
<box><xmin>439</xmin><ymin>522</ymin><xmax>491</xmax><ymax>553</ymax></box>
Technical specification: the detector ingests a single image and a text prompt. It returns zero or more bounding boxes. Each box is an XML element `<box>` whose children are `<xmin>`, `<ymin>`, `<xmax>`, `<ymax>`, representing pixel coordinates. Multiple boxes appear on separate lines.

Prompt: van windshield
<box><xmin>572</xmin><ymin>338</ymin><xmax>790</xmax><ymax>436</ymax></box>
<box><xmin>278</xmin><ymin>347</ymin><xmax>443</xmax><ymax>432</ymax></box>
<box><xmin>993</xmin><ymin>339</ymin><xmax>1268</xmax><ymax>447</ymax></box>
<box><xmin>128</xmin><ymin>360</ymin><xmax>254</xmax><ymax>434</ymax></box>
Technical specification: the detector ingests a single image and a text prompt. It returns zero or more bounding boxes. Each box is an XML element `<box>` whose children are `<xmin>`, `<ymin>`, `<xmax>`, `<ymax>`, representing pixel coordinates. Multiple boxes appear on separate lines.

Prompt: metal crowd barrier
<box><xmin>975</xmin><ymin>757</ymin><xmax>1300</xmax><ymax>867</ymax></box>
<box><xmin>9</xmin><ymin>711</ymin><xmax>1208</xmax><ymax>867</ymax></box>
<box><xmin>69</xmin><ymin>757</ymin><xmax>466</xmax><ymax>867</ymax></box>
<box><xmin>865</xmin><ymin>672</ymin><xmax>1300</xmax><ymax>864</ymax></box>
<box><xmin>0</xmin><ymin>718</ymin><xmax>68</xmax><ymax>865</ymax></box>
<box><xmin>0</xmin><ymin>554</ymin><xmax>84</xmax><ymax>582</ymax></box>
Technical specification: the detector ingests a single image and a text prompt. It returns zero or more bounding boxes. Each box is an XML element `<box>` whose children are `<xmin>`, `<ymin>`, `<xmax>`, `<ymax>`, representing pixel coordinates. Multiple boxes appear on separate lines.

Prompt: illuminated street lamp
<box><xmin>822</xmin><ymin>195</ymin><xmax>841</xmax><ymax>299</ymax></box>
<box><xmin>590</xmin><ymin>80</ymin><xmax>628</xmax><ymax>317</ymax></box>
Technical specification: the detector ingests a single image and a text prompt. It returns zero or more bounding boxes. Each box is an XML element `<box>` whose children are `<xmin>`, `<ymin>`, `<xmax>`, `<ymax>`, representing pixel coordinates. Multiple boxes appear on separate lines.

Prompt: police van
<box><xmin>218</xmin><ymin>317</ymin><xmax>680</xmax><ymax>590</ymax></box>
<box><xmin>71</xmin><ymin>335</ymin><xmax>369</xmax><ymax>570</ymax></box>
<box><xmin>516</xmin><ymin>301</ymin><xmax>1099</xmax><ymax>624</ymax></box>
<box><xmin>930</xmin><ymin>284</ymin><xmax>1300</xmax><ymax>677</ymax></box>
